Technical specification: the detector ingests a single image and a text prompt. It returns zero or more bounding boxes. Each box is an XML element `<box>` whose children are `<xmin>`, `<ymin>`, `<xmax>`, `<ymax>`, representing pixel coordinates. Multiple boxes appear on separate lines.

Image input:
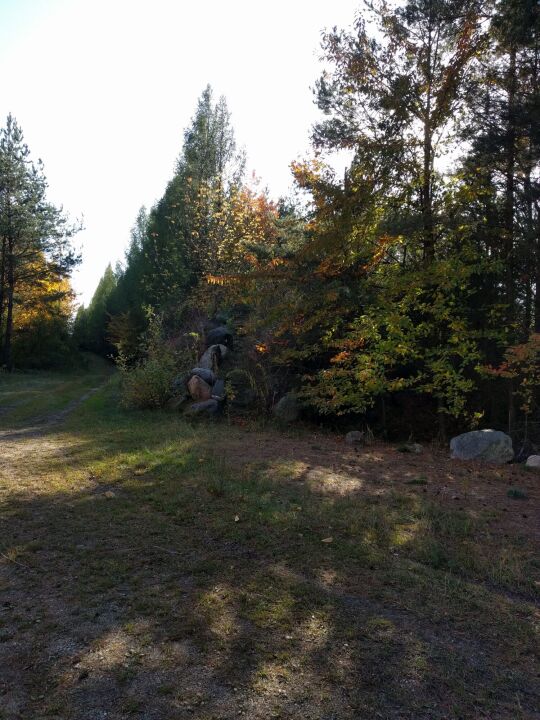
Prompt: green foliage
<box><xmin>79</xmin><ymin>2</ymin><xmax>540</xmax><ymax>440</ymax></box>
<box><xmin>0</xmin><ymin>114</ymin><xmax>80</xmax><ymax>370</ymax></box>
<box><xmin>116</xmin><ymin>311</ymin><xmax>199</xmax><ymax>410</ymax></box>
<box><xmin>117</xmin><ymin>312</ymin><xmax>177</xmax><ymax>409</ymax></box>
<box><xmin>73</xmin><ymin>264</ymin><xmax>117</xmax><ymax>355</ymax></box>
<box><xmin>12</xmin><ymin>313</ymin><xmax>78</xmax><ymax>370</ymax></box>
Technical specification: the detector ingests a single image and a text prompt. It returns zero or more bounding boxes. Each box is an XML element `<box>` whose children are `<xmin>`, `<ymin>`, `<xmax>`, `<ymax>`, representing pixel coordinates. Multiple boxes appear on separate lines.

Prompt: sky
<box><xmin>0</xmin><ymin>0</ymin><xmax>359</xmax><ymax>305</ymax></box>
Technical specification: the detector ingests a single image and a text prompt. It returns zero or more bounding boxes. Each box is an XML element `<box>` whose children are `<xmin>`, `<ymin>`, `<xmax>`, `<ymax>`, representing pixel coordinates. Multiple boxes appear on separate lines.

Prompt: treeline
<box><xmin>0</xmin><ymin>115</ymin><xmax>79</xmax><ymax>370</ymax></box>
<box><xmin>77</xmin><ymin>0</ymin><xmax>540</xmax><ymax>440</ymax></box>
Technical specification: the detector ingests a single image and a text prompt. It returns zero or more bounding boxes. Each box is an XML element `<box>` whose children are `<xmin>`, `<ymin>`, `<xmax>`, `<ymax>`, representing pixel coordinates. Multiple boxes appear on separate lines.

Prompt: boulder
<box><xmin>345</xmin><ymin>431</ymin><xmax>364</xmax><ymax>446</ymax></box>
<box><xmin>217</xmin><ymin>343</ymin><xmax>229</xmax><ymax>360</ymax></box>
<box><xmin>206</xmin><ymin>326</ymin><xmax>233</xmax><ymax>349</ymax></box>
<box><xmin>211</xmin><ymin>378</ymin><xmax>226</xmax><ymax>401</ymax></box>
<box><xmin>525</xmin><ymin>455</ymin><xmax>540</xmax><ymax>469</ymax></box>
<box><xmin>199</xmin><ymin>345</ymin><xmax>223</xmax><ymax>372</ymax></box>
<box><xmin>273</xmin><ymin>393</ymin><xmax>299</xmax><ymax>423</ymax></box>
<box><xmin>187</xmin><ymin>399</ymin><xmax>220</xmax><ymax>417</ymax></box>
<box><xmin>189</xmin><ymin>367</ymin><xmax>216</xmax><ymax>386</ymax></box>
<box><xmin>187</xmin><ymin>375</ymin><xmax>212</xmax><ymax>402</ymax></box>
<box><xmin>450</xmin><ymin>429</ymin><xmax>514</xmax><ymax>464</ymax></box>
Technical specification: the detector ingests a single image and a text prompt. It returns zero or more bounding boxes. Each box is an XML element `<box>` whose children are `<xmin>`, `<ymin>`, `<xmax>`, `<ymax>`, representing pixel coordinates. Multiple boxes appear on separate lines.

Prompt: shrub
<box><xmin>117</xmin><ymin>311</ymin><xmax>196</xmax><ymax>409</ymax></box>
<box><xmin>118</xmin><ymin>353</ymin><xmax>176</xmax><ymax>409</ymax></box>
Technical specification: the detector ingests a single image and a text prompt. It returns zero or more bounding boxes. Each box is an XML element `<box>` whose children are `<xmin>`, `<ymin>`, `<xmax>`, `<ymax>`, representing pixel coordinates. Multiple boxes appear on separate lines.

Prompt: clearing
<box><xmin>0</xmin><ymin>365</ymin><xmax>538</xmax><ymax>719</ymax></box>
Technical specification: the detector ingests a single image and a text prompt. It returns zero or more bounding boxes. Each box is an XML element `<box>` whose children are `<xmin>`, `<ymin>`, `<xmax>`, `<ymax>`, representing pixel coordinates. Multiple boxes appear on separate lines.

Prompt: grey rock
<box><xmin>207</xmin><ymin>326</ymin><xmax>233</xmax><ymax>349</ymax></box>
<box><xmin>450</xmin><ymin>429</ymin><xmax>514</xmax><ymax>464</ymax></box>
<box><xmin>190</xmin><ymin>367</ymin><xmax>216</xmax><ymax>385</ymax></box>
<box><xmin>345</xmin><ymin>431</ymin><xmax>364</xmax><ymax>446</ymax></box>
<box><xmin>273</xmin><ymin>393</ymin><xmax>299</xmax><ymax>423</ymax></box>
<box><xmin>187</xmin><ymin>399</ymin><xmax>220</xmax><ymax>417</ymax></box>
<box><xmin>211</xmin><ymin>379</ymin><xmax>226</xmax><ymax>401</ymax></box>
<box><xmin>199</xmin><ymin>344</ymin><xmax>223</xmax><ymax>371</ymax></box>
<box><xmin>525</xmin><ymin>455</ymin><xmax>540</xmax><ymax>469</ymax></box>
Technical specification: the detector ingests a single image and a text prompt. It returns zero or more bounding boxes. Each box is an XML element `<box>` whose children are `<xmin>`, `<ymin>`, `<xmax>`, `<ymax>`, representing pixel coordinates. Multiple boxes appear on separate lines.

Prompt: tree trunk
<box><xmin>504</xmin><ymin>45</ymin><xmax>517</xmax><ymax>432</ymax></box>
<box><xmin>422</xmin><ymin>119</ymin><xmax>435</xmax><ymax>264</ymax></box>
<box><xmin>504</xmin><ymin>45</ymin><xmax>517</xmax><ymax>316</ymax></box>
<box><xmin>524</xmin><ymin>158</ymin><xmax>533</xmax><ymax>336</ymax></box>
<box><xmin>2</xmin><ymin>236</ymin><xmax>14</xmax><ymax>372</ymax></box>
<box><xmin>535</xmin><ymin>220</ymin><xmax>540</xmax><ymax>332</ymax></box>
<box><xmin>0</xmin><ymin>234</ymin><xmax>6</xmax><ymax>346</ymax></box>
<box><xmin>422</xmin><ymin>12</ymin><xmax>435</xmax><ymax>265</ymax></box>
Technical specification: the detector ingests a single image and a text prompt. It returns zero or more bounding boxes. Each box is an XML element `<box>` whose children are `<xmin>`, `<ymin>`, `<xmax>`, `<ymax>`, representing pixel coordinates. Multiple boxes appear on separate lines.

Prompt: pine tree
<box><xmin>314</xmin><ymin>0</ymin><xmax>485</xmax><ymax>263</ymax></box>
<box><xmin>0</xmin><ymin>114</ymin><xmax>79</xmax><ymax>370</ymax></box>
<box><xmin>111</xmin><ymin>86</ymin><xmax>243</xmax><ymax>327</ymax></box>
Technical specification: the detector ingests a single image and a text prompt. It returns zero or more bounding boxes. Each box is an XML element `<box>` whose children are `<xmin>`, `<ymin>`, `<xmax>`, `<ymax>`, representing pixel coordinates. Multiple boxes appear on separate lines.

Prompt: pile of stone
<box><xmin>176</xmin><ymin>321</ymin><xmax>302</xmax><ymax>422</ymax></box>
<box><xmin>185</xmin><ymin>326</ymin><xmax>233</xmax><ymax>417</ymax></box>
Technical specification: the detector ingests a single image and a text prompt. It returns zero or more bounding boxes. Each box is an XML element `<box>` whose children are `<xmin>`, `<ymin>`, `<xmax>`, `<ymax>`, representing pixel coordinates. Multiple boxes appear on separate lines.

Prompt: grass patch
<box><xmin>0</xmin><ymin>365</ymin><xmax>537</xmax><ymax>719</ymax></box>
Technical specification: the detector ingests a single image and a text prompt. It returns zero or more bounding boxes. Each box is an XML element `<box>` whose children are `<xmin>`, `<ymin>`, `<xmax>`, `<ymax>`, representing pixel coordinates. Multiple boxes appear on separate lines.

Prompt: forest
<box><xmin>1</xmin><ymin>2</ymin><xmax>539</xmax><ymax>718</ymax></box>
<box><xmin>2</xmin><ymin>0</ymin><xmax>539</xmax><ymax>442</ymax></box>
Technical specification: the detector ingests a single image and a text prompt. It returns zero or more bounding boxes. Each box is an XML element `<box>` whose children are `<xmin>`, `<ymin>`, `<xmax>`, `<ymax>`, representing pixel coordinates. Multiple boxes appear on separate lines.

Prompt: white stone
<box><xmin>525</xmin><ymin>455</ymin><xmax>540</xmax><ymax>469</ymax></box>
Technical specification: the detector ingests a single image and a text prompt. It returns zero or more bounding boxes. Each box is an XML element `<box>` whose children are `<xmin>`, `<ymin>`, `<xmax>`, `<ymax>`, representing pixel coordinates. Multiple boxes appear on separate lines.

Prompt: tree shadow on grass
<box><xmin>0</xmin><ymin>410</ymin><xmax>538</xmax><ymax>719</ymax></box>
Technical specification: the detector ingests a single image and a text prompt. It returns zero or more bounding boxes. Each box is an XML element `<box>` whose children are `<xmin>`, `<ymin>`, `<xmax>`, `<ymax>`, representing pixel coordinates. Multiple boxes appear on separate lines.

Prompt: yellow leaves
<box><xmin>244</xmin><ymin>252</ymin><xmax>259</xmax><ymax>266</ymax></box>
<box><xmin>331</xmin><ymin>351</ymin><xmax>351</xmax><ymax>364</ymax></box>
<box><xmin>14</xmin><ymin>258</ymin><xmax>73</xmax><ymax>330</ymax></box>
<box><xmin>206</xmin><ymin>274</ymin><xmax>228</xmax><ymax>286</ymax></box>
<box><xmin>290</xmin><ymin>159</ymin><xmax>324</xmax><ymax>188</ymax></box>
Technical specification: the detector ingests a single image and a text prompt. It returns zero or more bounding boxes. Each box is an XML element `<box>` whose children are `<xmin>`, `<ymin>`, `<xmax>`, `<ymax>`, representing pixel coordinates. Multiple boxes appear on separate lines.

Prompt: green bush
<box><xmin>117</xmin><ymin>311</ymin><xmax>195</xmax><ymax>409</ymax></box>
<box><xmin>118</xmin><ymin>354</ymin><xmax>176</xmax><ymax>409</ymax></box>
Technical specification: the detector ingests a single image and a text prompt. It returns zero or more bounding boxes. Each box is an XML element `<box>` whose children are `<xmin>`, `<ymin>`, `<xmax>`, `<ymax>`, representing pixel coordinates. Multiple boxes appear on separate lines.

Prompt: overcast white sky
<box><xmin>0</xmin><ymin>0</ymin><xmax>359</xmax><ymax>305</ymax></box>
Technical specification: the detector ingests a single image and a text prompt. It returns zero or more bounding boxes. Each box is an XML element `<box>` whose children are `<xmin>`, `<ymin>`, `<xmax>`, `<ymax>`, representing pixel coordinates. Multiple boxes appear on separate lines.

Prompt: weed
<box><xmin>406</xmin><ymin>476</ymin><xmax>428</xmax><ymax>485</ymax></box>
<box><xmin>507</xmin><ymin>487</ymin><xmax>528</xmax><ymax>499</ymax></box>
